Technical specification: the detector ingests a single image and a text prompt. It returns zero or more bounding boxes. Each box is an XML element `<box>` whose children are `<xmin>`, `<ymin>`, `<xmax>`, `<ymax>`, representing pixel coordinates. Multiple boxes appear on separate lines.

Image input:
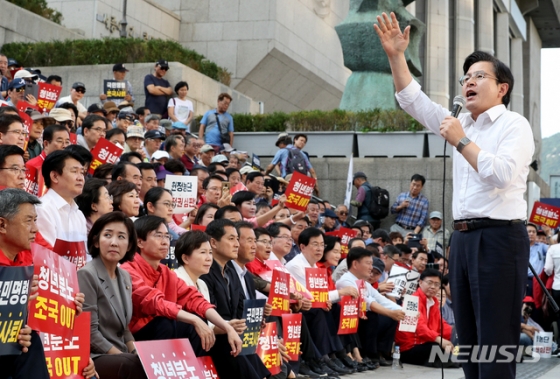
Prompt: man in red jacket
<box><xmin>395</xmin><ymin>268</ymin><xmax>453</xmax><ymax>366</ymax></box>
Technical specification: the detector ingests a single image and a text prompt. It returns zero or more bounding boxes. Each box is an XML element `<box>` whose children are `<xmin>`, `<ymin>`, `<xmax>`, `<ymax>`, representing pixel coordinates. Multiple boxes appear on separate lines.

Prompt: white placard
<box><xmin>164</xmin><ymin>175</ymin><xmax>197</xmax><ymax>214</ymax></box>
<box><xmin>399</xmin><ymin>295</ymin><xmax>419</xmax><ymax>333</ymax></box>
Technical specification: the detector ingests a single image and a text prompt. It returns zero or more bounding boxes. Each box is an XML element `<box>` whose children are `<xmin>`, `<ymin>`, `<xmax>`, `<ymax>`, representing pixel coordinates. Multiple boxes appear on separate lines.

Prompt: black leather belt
<box><xmin>396</xmin><ymin>222</ymin><xmax>414</xmax><ymax>230</ymax></box>
<box><xmin>453</xmin><ymin>218</ymin><xmax>525</xmax><ymax>232</ymax></box>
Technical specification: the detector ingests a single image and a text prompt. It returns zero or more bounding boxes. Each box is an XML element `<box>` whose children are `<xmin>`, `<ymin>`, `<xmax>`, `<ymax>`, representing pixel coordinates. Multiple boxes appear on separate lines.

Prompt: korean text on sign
<box><xmin>305</xmin><ymin>268</ymin><xmax>329</xmax><ymax>308</ymax></box>
<box><xmin>283</xmin><ymin>171</ymin><xmax>316</xmax><ymax>212</ymax></box>
<box><xmin>282</xmin><ymin>313</ymin><xmax>302</xmax><ymax>361</ymax></box>
<box><xmin>0</xmin><ymin>265</ymin><xmax>33</xmax><ymax>356</ymax></box>
<box><xmin>28</xmin><ymin>244</ymin><xmax>79</xmax><ymax>341</ymax></box>
<box><xmin>356</xmin><ymin>279</ymin><xmax>367</xmax><ymax>318</ymax></box>
<box><xmin>529</xmin><ymin>201</ymin><xmax>560</xmax><ymax>229</ymax></box>
<box><xmin>338</xmin><ymin>295</ymin><xmax>359</xmax><ymax>335</ymax></box>
<box><xmin>399</xmin><ymin>295</ymin><xmax>419</xmax><ymax>333</ymax></box>
<box><xmin>42</xmin><ymin>312</ymin><xmax>91</xmax><ymax>379</ymax></box>
<box><xmin>326</xmin><ymin>228</ymin><xmax>358</xmax><ymax>259</ymax></box>
<box><xmin>241</xmin><ymin>299</ymin><xmax>266</xmax><ymax>355</ymax></box>
<box><xmin>256</xmin><ymin>322</ymin><xmax>281</xmax><ymax>375</ymax></box>
<box><xmin>88</xmin><ymin>138</ymin><xmax>124</xmax><ymax>175</ymax></box>
<box><xmin>103</xmin><ymin>80</ymin><xmax>127</xmax><ymax>100</ymax></box>
<box><xmin>37</xmin><ymin>83</ymin><xmax>62</xmax><ymax>112</ymax></box>
<box><xmin>164</xmin><ymin>175</ymin><xmax>198</xmax><ymax>214</ymax></box>
<box><xmin>196</xmin><ymin>356</ymin><xmax>218</xmax><ymax>379</ymax></box>
<box><xmin>135</xmin><ymin>338</ymin><xmax>205</xmax><ymax>379</ymax></box>
<box><xmin>267</xmin><ymin>270</ymin><xmax>290</xmax><ymax>316</ymax></box>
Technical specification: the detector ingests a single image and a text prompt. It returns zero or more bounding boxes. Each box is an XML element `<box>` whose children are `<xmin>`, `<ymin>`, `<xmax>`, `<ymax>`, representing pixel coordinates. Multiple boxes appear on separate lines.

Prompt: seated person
<box><xmin>77</xmin><ymin>212</ymin><xmax>147</xmax><ymax>379</ymax></box>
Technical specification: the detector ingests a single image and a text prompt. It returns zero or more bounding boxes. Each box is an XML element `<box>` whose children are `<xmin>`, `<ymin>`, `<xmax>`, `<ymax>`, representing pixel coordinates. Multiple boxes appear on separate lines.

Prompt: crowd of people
<box><xmin>1</xmin><ymin>53</ymin><xmax>560</xmax><ymax>379</ymax></box>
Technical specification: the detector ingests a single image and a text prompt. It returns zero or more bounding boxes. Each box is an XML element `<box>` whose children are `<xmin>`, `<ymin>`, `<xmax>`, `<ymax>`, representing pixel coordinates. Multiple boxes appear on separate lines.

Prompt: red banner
<box><xmin>28</xmin><ymin>244</ymin><xmax>79</xmax><ymax>340</ymax></box>
<box><xmin>267</xmin><ymin>269</ymin><xmax>290</xmax><ymax>316</ymax></box>
<box><xmin>196</xmin><ymin>356</ymin><xmax>219</xmax><ymax>378</ymax></box>
<box><xmin>356</xmin><ymin>279</ymin><xmax>367</xmax><ymax>318</ymax></box>
<box><xmin>37</xmin><ymin>83</ymin><xmax>62</xmax><ymax>113</ymax></box>
<box><xmin>338</xmin><ymin>296</ymin><xmax>359</xmax><ymax>334</ymax></box>
<box><xmin>326</xmin><ymin>227</ymin><xmax>358</xmax><ymax>259</ymax></box>
<box><xmin>282</xmin><ymin>313</ymin><xmax>302</xmax><ymax>361</ymax></box>
<box><xmin>230</xmin><ymin>181</ymin><xmax>247</xmax><ymax>195</ymax></box>
<box><xmin>69</xmin><ymin>133</ymin><xmax>77</xmax><ymax>145</ymax></box>
<box><xmin>529</xmin><ymin>201</ymin><xmax>560</xmax><ymax>229</ymax></box>
<box><xmin>42</xmin><ymin>312</ymin><xmax>91</xmax><ymax>378</ymax></box>
<box><xmin>135</xmin><ymin>338</ymin><xmax>204</xmax><ymax>379</ymax></box>
<box><xmin>88</xmin><ymin>138</ymin><xmax>124</xmax><ymax>174</ymax></box>
<box><xmin>24</xmin><ymin>164</ymin><xmax>47</xmax><ymax>197</ymax></box>
<box><xmin>256</xmin><ymin>322</ymin><xmax>281</xmax><ymax>376</ymax></box>
<box><xmin>16</xmin><ymin>100</ymin><xmax>38</xmax><ymax>113</ymax></box>
<box><xmin>305</xmin><ymin>268</ymin><xmax>329</xmax><ymax>308</ymax></box>
<box><xmin>190</xmin><ymin>224</ymin><xmax>207</xmax><ymax>232</ymax></box>
<box><xmin>52</xmin><ymin>239</ymin><xmax>87</xmax><ymax>270</ymax></box>
<box><xmin>283</xmin><ymin>171</ymin><xmax>316</xmax><ymax>211</ymax></box>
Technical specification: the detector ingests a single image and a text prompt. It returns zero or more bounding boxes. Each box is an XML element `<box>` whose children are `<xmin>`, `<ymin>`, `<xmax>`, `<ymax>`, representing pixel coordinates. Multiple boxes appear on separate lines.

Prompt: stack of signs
<box><xmin>103</xmin><ymin>80</ymin><xmax>127</xmax><ymax>101</ymax></box>
<box><xmin>338</xmin><ymin>296</ymin><xmax>359</xmax><ymax>334</ymax></box>
<box><xmin>135</xmin><ymin>338</ymin><xmax>204</xmax><ymax>379</ymax></box>
<box><xmin>387</xmin><ymin>266</ymin><xmax>420</xmax><ymax>299</ymax></box>
<box><xmin>241</xmin><ymin>299</ymin><xmax>266</xmax><ymax>355</ymax></box>
<box><xmin>283</xmin><ymin>171</ymin><xmax>316</xmax><ymax>211</ymax></box>
<box><xmin>305</xmin><ymin>268</ymin><xmax>329</xmax><ymax>308</ymax></box>
<box><xmin>164</xmin><ymin>175</ymin><xmax>197</xmax><ymax>214</ymax></box>
<box><xmin>42</xmin><ymin>312</ymin><xmax>91</xmax><ymax>379</ymax></box>
<box><xmin>282</xmin><ymin>313</ymin><xmax>302</xmax><ymax>361</ymax></box>
<box><xmin>267</xmin><ymin>270</ymin><xmax>290</xmax><ymax>316</ymax></box>
<box><xmin>256</xmin><ymin>322</ymin><xmax>281</xmax><ymax>375</ymax></box>
<box><xmin>399</xmin><ymin>295</ymin><xmax>419</xmax><ymax>333</ymax></box>
<box><xmin>88</xmin><ymin>138</ymin><xmax>124</xmax><ymax>174</ymax></box>
<box><xmin>0</xmin><ymin>266</ymin><xmax>34</xmax><ymax>356</ymax></box>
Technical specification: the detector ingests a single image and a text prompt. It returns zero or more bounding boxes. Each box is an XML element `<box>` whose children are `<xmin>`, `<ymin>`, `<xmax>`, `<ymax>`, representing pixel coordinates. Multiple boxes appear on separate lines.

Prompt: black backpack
<box><xmin>363</xmin><ymin>183</ymin><xmax>390</xmax><ymax>219</ymax></box>
<box><xmin>285</xmin><ymin>147</ymin><xmax>308</xmax><ymax>175</ymax></box>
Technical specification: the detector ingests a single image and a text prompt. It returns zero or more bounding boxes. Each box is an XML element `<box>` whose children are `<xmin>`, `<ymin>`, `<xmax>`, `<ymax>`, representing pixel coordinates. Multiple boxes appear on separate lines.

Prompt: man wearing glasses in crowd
<box><xmin>55</xmin><ymin>82</ymin><xmax>88</xmax><ymax>123</ymax></box>
<box><xmin>0</xmin><ymin>114</ymin><xmax>27</xmax><ymax>148</ymax></box>
<box><xmin>144</xmin><ymin>59</ymin><xmax>172</xmax><ymax>116</ymax></box>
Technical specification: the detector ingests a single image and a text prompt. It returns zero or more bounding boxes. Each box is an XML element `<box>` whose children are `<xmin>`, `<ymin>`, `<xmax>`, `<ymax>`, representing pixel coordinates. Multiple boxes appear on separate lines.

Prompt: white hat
<box><xmin>240</xmin><ymin>165</ymin><xmax>257</xmax><ymax>175</ymax></box>
<box><xmin>14</xmin><ymin>69</ymin><xmax>37</xmax><ymax>79</ymax></box>
<box><xmin>211</xmin><ymin>154</ymin><xmax>229</xmax><ymax>164</ymax></box>
<box><xmin>151</xmin><ymin>150</ymin><xmax>170</xmax><ymax>161</ymax></box>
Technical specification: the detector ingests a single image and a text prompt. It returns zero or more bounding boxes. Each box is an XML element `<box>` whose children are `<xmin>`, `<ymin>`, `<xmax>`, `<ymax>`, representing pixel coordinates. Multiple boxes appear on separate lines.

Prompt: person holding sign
<box><xmin>78</xmin><ymin>212</ymin><xmax>147</xmax><ymax>379</ymax></box>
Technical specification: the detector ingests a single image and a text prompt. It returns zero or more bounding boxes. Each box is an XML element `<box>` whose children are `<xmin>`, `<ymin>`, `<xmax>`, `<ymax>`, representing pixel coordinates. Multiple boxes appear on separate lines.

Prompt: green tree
<box><xmin>8</xmin><ymin>0</ymin><xmax>63</xmax><ymax>24</ymax></box>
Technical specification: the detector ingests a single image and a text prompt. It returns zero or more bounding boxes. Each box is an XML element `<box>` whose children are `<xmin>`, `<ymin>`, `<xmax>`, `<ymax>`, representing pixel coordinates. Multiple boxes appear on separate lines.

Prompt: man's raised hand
<box><xmin>373</xmin><ymin>12</ymin><xmax>411</xmax><ymax>58</ymax></box>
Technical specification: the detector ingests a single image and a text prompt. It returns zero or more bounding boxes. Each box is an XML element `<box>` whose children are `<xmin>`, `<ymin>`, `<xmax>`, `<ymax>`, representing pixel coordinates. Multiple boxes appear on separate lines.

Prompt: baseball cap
<box><xmin>152</xmin><ymin>150</ymin><xmax>170</xmax><ymax>162</ymax></box>
<box><xmin>353</xmin><ymin>171</ymin><xmax>367</xmax><ymax>181</ymax></box>
<box><xmin>172</xmin><ymin>121</ymin><xmax>187</xmax><ymax>130</ymax></box>
<box><xmin>48</xmin><ymin>108</ymin><xmax>74</xmax><ymax>122</ymax></box>
<box><xmin>160</xmin><ymin>119</ymin><xmax>173</xmax><ymax>131</ymax></box>
<box><xmin>212</xmin><ymin>154</ymin><xmax>229</xmax><ymax>164</ymax></box>
<box><xmin>156</xmin><ymin>168</ymin><xmax>173</xmax><ymax>181</ymax></box>
<box><xmin>103</xmin><ymin>101</ymin><xmax>119</xmax><ymax>113</ymax></box>
<box><xmin>7</xmin><ymin>58</ymin><xmax>19</xmax><ymax>67</ymax></box>
<box><xmin>372</xmin><ymin>258</ymin><xmax>386</xmax><ymax>274</ymax></box>
<box><xmin>27</xmin><ymin>110</ymin><xmax>55</xmax><ymax>123</ymax></box>
<box><xmin>127</xmin><ymin>126</ymin><xmax>144</xmax><ymax>139</ymax></box>
<box><xmin>144</xmin><ymin>130</ymin><xmax>166</xmax><ymax>140</ymax></box>
<box><xmin>72</xmin><ymin>82</ymin><xmax>86</xmax><ymax>90</ymax></box>
<box><xmin>240</xmin><ymin>165</ymin><xmax>257</xmax><ymax>175</ymax></box>
<box><xmin>322</xmin><ymin>209</ymin><xmax>337</xmax><ymax>219</ymax></box>
<box><xmin>275</xmin><ymin>132</ymin><xmax>289</xmax><ymax>147</ymax></box>
<box><xmin>156</xmin><ymin>59</ymin><xmax>169</xmax><ymax>69</ymax></box>
<box><xmin>117</xmin><ymin>111</ymin><xmax>135</xmax><ymax>121</ymax></box>
<box><xmin>8</xmin><ymin>78</ymin><xmax>26</xmax><ymax>90</ymax></box>
<box><xmin>145</xmin><ymin>114</ymin><xmax>161</xmax><ymax>123</ymax></box>
<box><xmin>87</xmin><ymin>103</ymin><xmax>107</xmax><ymax>115</ymax></box>
<box><xmin>14</xmin><ymin>69</ymin><xmax>37</xmax><ymax>80</ymax></box>
<box><xmin>221</xmin><ymin>143</ymin><xmax>235</xmax><ymax>153</ymax></box>
<box><xmin>429</xmin><ymin>211</ymin><xmax>443</xmax><ymax>219</ymax></box>
<box><xmin>200</xmin><ymin>144</ymin><xmax>214</xmax><ymax>153</ymax></box>
<box><xmin>112</xmin><ymin>63</ymin><xmax>129</xmax><ymax>72</ymax></box>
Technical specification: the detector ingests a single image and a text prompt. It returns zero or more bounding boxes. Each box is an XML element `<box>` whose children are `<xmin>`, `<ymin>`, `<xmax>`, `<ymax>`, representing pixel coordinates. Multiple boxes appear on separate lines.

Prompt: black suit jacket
<box><xmin>200</xmin><ymin>260</ymin><xmax>244</xmax><ymax>320</ymax></box>
<box><xmin>227</xmin><ymin>261</ymin><xmax>257</xmax><ymax>301</ymax></box>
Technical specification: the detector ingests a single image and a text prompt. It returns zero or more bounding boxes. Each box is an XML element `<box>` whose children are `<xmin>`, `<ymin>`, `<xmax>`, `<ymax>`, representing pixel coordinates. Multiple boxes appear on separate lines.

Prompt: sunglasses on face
<box><xmin>75</xmin><ymin>88</ymin><xmax>86</xmax><ymax>94</ymax></box>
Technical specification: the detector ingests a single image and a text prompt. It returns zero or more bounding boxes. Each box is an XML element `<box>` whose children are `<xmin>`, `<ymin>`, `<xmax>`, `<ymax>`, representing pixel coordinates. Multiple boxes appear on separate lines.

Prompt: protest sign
<box><xmin>338</xmin><ymin>295</ymin><xmax>359</xmax><ymax>334</ymax></box>
<box><xmin>28</xmin><ymin>244</ymin><xmax>79</xmax><ymax>340</ymax></box>
<box><xmin>386</xmin><ymin>265</ymin><xmax>409</xmax><ymax>299</ymax></box>
<box><xmin>164</xmin><ymin>175</ymin><xmax>197</xmax><ymax>214</ymax></box>
<box><xmin>103</xmin><ymin>80</ymin><xmax>127</xmax><ymax>100</ymax></box>
<box><xmin>52</xmin><ymin>239</ymin><xmax>87</xmax><ymax>270</ymax></box>
<box><xmin>256</xmin><ymin>322</ymin><xmax>281</xmax><ymax>375</ymax></box>
<box><xmin>305</xmin><ymin>268</ymin><xmax>329</xmax><ymax>308</ymax></box>
<box><xmin>399</xmin><ymin>295</ymin><xmax>419</xmax><ymax>333</ymax></box>
<box><xmin>356</xmin><ymin>279</ymin><xmax>367</xmax><ymax>318</ymax></box>
<box><xmin>42</xmin><ymin>312</ymin><xmax>90</xmax><ymax>378</ymax></box>
<box><xmin>326</xmin><ymin>228</ymin><xmax>358</xmax><ymax>259</ymax></box>
<box><xmin>196</xmin><ymin>356</ymin><xmax>219</xmax><ymax>378</ymax></box>
<box><xmin>230</xmin><ymin>181</ymin><xmax>247</xmax><ymax>195</ymax></box>
<box><xmin>37</xmin><ymin>83</ymin><xmax>62</xmax><ymax>113</ymax></box>
<box><xmin>135</xmin><ymin>338</ymin><xmax>204</xmax><ymax>379</ymax></box>
<box><xmin>88</xmin><ymin>138</ymin><xmax>123</xmax><ymax>174</ymax></box>
<box><xmin>529</xmin><ymin>201</ymin><xmax>560</xmax><ymax>229</ymax></box>
<box><xmin>267</xmin><ymin>270</ymin><xmax>290</xmax><ymax>316</ymax></box>
<box><xmin>160</xmin><ymin>239</ymin><xmax>178</xmax><ymax>270</ymax></box>
<box><xmin>0</xmin><ymin>265</ymin><xmax>34</xmax><ymax>356</ymax></box>
<box><xmin>282</xmin><ymin>313</ymin><xmax>302</xmax><ymax>361</ymax></box>
<box><xmin>283</xmin><ymin>171</ymin><xmax>316</xmax><ymax>211</ymax></box>
<box><xmin>240</xmin><ymin>299</ymin><xmax>266</xmax><ymax>355</ymax></box>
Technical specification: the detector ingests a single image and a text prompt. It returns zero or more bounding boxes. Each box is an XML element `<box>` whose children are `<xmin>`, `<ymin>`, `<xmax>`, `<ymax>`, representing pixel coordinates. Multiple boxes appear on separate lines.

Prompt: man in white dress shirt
<box><xmin>375</xmin><ymin>12</ymin><xmax>533</xmax><ymax>379</ymax></box>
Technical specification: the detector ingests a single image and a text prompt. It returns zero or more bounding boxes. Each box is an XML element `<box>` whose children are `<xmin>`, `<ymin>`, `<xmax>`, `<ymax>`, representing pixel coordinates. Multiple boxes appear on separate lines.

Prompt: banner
<box><xmin>103</xmin><ymin>80</ymin><xmax>127</xmax><ymax>100</ymax></box>
<box><xmin>24</xmin><ymin>163</ymin><xmax>47</xmax><ymax>197</ymax></box>
<box><xmin>28</xmin><ymin>244</ymin><xmax>79</xmax><ymax>340</ymax></box>
<box><xmin>282</xmin><ymin>313</ymin><xmax>302</xmax><ymax>361</ymax></box>
<box><xmin>252</xmin><ymin>154</ymin><xmax>261</xmax><ymax>170</ymax></box>
<box><xmin>37</xmin><ymin>83</ymin><xmax>62</xmax><ymax>113</ymax></box>
<box><xmin>164</xmin><ymin>175</ymin><xmax>198</xmax><ymax>214</ymax></box>
<box><xmin>356</xmin><ymin>279</ymin><xmax>367</xmax><ymax>318</ymax></box>
<box><xmin>529</xmin><ymin>201</ymin><xmax>560</xmax><ymax>229</ymax></box>
<box><xmin>135</xmin><ymin>338</ymin><xmax>204</xmax><ymax>379</ymax></box>
<box><xmin>42</xmin><ymin>312</ymin><xmax>90</xmax><ymax>378</ymax></box>
<box><xmin>88</xmin><ymin>138</ymin><xmax>124</xmax><ymax>174</ymax></box>
<box><xmin>240</xmin><ymin>299</ymin><xmax>266</xmax><ymax>355</ymax></box>
<box><xmin>344</xmin><ymin>156</ymin><xmax>354</xmax><ymax>208</ymax></box>
<box><xmin>256</xmin><ymin>322</ymin><xmax>281</xmax><ymax>376</ymax></box>
<box><xmin>399</xmin><ymin>295</ymin><xmax>419</xmax><ymax>333</ymax></box>
<box><xmin>326</xmin><ymin>227</ymin><xmax>358</xmax><ymax>259</ymax></box>
<box><xmin>196</xmin><ymin>356</ymin><xmax>219</xmax><ymax>378</ymax></box>
<box><xmin>267</xmin><ymin>270</ymin><xmax>290</xmax><ymax>316</ymax></box>
<box><xmin>338</xmin><ymin>295</ymin><xmax>359</xmax><ymax>334</ymax></box>
<box><xmin>283</xmin><ymin>171</ymin><xmax>316</xmax><ymax>211</ymax></box>
<box><xmin>52</xmin><ymin>239</ymin><xmax>87</xmax><ymax>270</ymax></box>
<box><xmin>160</xmin><ymin>239</ymin><xmax>178</xmax><ymax>270</ymax></box>
<box><xmin>386</xmin><ymin>265</ymin><xmax>409</xmax><ymax>299</ymax></box>
<box><xmin>0</xmin><ymin>265</ymin><xmax>34</xmax><ymax>356</ymax></box>
<box><xmin>305</xmin><ymin>268</ymin><xmax>329</xmax><ymax>308</ymax></box>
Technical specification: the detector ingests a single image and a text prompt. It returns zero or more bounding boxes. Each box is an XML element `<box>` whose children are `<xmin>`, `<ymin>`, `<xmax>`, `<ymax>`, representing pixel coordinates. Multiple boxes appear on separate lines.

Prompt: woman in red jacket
<box><xmin>395</xmin><ymin>269</ymin><xmax>453</xmax><ymax>366</ymax></box>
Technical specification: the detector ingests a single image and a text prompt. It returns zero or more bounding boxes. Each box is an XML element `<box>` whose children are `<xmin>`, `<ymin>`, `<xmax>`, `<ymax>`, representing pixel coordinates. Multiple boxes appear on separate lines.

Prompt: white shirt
<box><xmin>168</xmin><ymin>98</ymin><xmax>194</xmax><ymax>124</ymax></box>
<box><xmin>544</xmin><ymin>244</ymin><xmax>560</xmax><ymax>291</ymax></box>
<box><xmin>231</xmin><ymin>261</ymin><xmax>250</xmax><ymax>299</ymax></box>
<box><xmin>55</xmin><ymin>95</ymin><xmax>87</xmax><ymax>114</ymax></box>
<box><xmin>395</xmin><ymin>80</ymin><xmax>534</xmax><ymax>220</ymax></box>
<box><xmin>285</xmin><ymin>253</ymin><xmax>340</xmax><ymax>303</ymax></box>
<box><xmin>269</xmin><ymin>251</ymin><xmax>286</xmax><ymax>265</ymax></box>
<box><xmin>175</xmin><ymin>266</ymin><xmax>211</xmax><ymax>301</ymax></box>
<box><xmin>336</xmin><ymin>271</ymin><xmax>401</xmax><ymax>311</ymax></box>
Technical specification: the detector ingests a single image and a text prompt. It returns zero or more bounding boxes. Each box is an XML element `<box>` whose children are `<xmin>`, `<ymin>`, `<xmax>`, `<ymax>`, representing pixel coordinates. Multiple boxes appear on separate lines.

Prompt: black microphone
<box><xmin>451</xmin><ymin>95</ymin><xmax>466</xmax><ymax>118</ymax></box>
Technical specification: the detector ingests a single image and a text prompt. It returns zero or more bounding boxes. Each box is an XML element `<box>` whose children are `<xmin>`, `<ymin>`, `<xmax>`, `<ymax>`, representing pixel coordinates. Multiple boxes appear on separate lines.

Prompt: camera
<box><xmin>426</xmin><ymin>263</ymin><xmax>440</xmax><ymax>271</ymax></box>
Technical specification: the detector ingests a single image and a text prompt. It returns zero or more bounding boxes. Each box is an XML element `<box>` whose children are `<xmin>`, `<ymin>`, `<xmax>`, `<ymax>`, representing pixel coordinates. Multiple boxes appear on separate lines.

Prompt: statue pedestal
<box><xmin>339</xmin><ymin>72</ymin><xmax>397</xmax><ymax>111</ymax></box>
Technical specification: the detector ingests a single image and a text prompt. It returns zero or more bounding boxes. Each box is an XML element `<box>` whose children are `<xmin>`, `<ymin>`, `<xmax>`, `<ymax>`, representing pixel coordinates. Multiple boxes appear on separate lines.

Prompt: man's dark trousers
<box><xmin>449</xmin><ymin>223</ymin><xmax>528</xmax><ymax>379</ymax></box>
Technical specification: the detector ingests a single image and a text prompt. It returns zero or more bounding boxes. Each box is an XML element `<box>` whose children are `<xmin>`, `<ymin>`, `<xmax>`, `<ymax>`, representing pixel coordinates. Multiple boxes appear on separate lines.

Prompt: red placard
<box><xmin>52</xmin><ymin>239</ymin><xmax>87</xmax><ymax>269</ymax></box>
<box><xmin>88</xmin><ymin>137</ymin><xmax>124</xmax><ymax>174</ymax></box>
<box><xmin>196</xmin><ymin>356</ymin><xmax>219</xmax><ymax>378</ymax></box>
<box><xmin>283</xmin><ymin>171</ymin><xmax>316</xmax><ymax>211</ymax></box>
<box><xmin>529</xmin><ymin>201</ymin><xmax>560</xmax><ymax>229</ymax></box>
<box><xmin>24</xmin><ymin>164</ymin><xmax>47</xmax><ymax>197</ymax></box>
<box><xmin>42</xmin><ymin>312</ymin><xmax>91</xmax><ymax>379</ymax></box>
<box><xmin>267</xmin><ymin>269</ymin><xmax>290</xmax><ymax>316</ymax></box>
<box><xmin>28</xmin><ymin>243</ymin><xmax>79</xmax><ymax>341</ymax></box>
<box><xmin>37</xmin><ymin>82</ymin><xmax>62</xmax><ymax>113</ymax></box>
<box><xmin>230</xmin><ymin>181</ymin><xmax>247</xmax><ymax>195</ymax></box>
<box><xmin>305</xmin><ymin>268</ymin><xmax>329</xmax><ymax>308</ymax></box>
<box><xmin>135</xmin><ymin>338</ymin><xmax>204</xmax><ymax>379</ymax></box>
<box><xmin>338</xmin><ymin>296</ymin><xmax>359</xmax><ymax>334</ymax></box>
<box><xmin>282</xmin><ymin>313</ymin><xmax>302</xmax><ymax>361</ymax></box>
<box><xmin>17</xmin><ymin>110</ymin><xmax>33</xmax><ymax>150</ymax></box>
<box><xmin>69</xmin><ymin>133</ymin><xmax>77</xmax><ymax>145</ymax></box>
<box><xmin>356</xmin><ymin>279</ymin><xmax>367</xmax><ymax>318</ymax></box>
<box><xmin>256</xmin><ymin>322</ymin><xmax>281</xmax><ymax>376</ymax></box>
<box><xmin>16</xmin><ymin>100</ymin><xmax>39</xmax><ymax>113</ymax></box>
<box><xmin>326</xmin><ymin>227</ymin><xmax>358</xmax><ymax>259</ymax></box>
<box><xmin>191</xmin><ymin>224</ymin><xmax>207</xmax><ymax>232</ymax></box>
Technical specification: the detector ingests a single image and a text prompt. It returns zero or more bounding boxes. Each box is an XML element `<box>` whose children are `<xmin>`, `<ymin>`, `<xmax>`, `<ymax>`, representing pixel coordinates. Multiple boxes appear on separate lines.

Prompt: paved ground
<box><xmin>344</xmin><ymin>356</ymin><xmax>560</xmax><ymax>378</ymax></box>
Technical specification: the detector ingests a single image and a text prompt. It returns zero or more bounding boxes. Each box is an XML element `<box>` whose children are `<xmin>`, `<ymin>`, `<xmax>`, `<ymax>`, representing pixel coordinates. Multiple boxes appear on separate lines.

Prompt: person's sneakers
<box><xmin>299</xmin><ymin>361</ymin><xmax>327</xmax><ymax>378</ymax></box>
<box><xmin>324</xmin><ymin>358</ymin><xmax>353</xmax><ymax>375</ymax></box>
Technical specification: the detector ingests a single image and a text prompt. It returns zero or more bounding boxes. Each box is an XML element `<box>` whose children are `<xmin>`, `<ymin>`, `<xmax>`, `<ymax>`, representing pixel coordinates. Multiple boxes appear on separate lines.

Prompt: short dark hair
<box><xmin>164</xmin><ymin>135</ymin><xmax>184</xmax><ymax>153</ymax></box>
<box><xmin>412</xmin><ymin>250</ymin><xmax>428</xmax><ymax>260</ymax></box>
<box><xmin>174</xmin><ymin>81</ymin><xmax>189</xmax><ymax>93</ymax></box>
<box><xmin>246</xmin><ymin>172</ymin><xmax>264</xmax><ymax>183</ymax></box>
<box><xmin>320</xmin><ymin>235</ymin><xmax>341</xmax><ymax>263</ymax></box>
<box><xmin>65</xmin><ymin>145</ymin><xmax>93</xmax><ymax>166</ymax></box>
<box><xmin>164</xmin><ymin>159</ymin><xmax>186</xmax><ymax>175</ymax></box>
<box><xmin>266</xmin><ymin>222</ymin><xmax>291</xmax><ymax>238</ymax></box>
<box><xmin>371</xmin><ymin>229</ymin><xmax>391</xmax><ymax>243</ymax></box>
<box><xmin>82</xmin><ymin>114</ymin><xmax>107</xmax><ymax>135</ymax></box>
<box><xmin>256</xmin><ymin>202</ymin><xmax>271</xmax><ymax>214</ymax></box>
<box><xmin>135</xmin><ymin>107</ymin><xmax>148</xmax><ymax>116</ymax></box>
<box><xmin>411</xmin><ymin>174</ymin><xmax>426</xmax><ymax>185</ymax></box>
<box><xmin>226</xmin><ymin>167</ymin><xmax>240</xmax><ymax>179</ymax></box>
<box><xmin>88</xmin><ymin>211</ymin><xmax>137</xmax><ymax>263</ymax></box>
<box><xmin>463</xmin><ymin>51</ymin><xmax>514</xmax><ymax>107</ymax></box>
<box><xmin>93</xmin><ymin>163</ymin><xmax>114</xmax><ymax>180</ymax></box>
<box><xmin>46</xmin><ymin>75</ymin><xmax>62</xmax><ymax>84</ymax></box>
<box><xmin>206</xmin><ymin>218</ymin><xmax>236</xmax><ymax>241</ymax></box>
<box><xmin>207</xmin><ymin>162</ymin><xmax>226</xmax><ymax>174</ymax></box>
<box><xmin>293</xmin><ymin>133</ymin><xmax>307</xmax><ymax>143</ymax></box>
<box><xmin>176</xmin><ymin>230</ymin><xmax>210</xmax><ymax>266</ymax></box>
<box><xmin>0</xmin><ymin>114</ymin><xmax>23</xmax><ymax>135</ymax></box>
<box><xmin>366</xmin><ymin>242</ymin><xmax>381</xmax><ymax>257</ymax></box>
<box><xmin>395</xmin><ymin>243</ymin><xmax>412</xmax><ymax>255</ymax></box>
<box><xmin>107</xmin><ymin>180</ymin><xmax>137</xmax><ymax>211</ymax></box>
<box><xmin>144</xmin><ymin>187</ymin><xmax>172</xmax><ymax>215</ymax></box>
<box><xmin>43</xmin><ymin>124</ymin><xmax>69</xmax><ymax>145</ymax></box>
<box><xmin>348</xmin><ymin>237</ymin><xmax>365</xmax><ymax>249</ymax></box>
<box><xmin>0</xmin><ymin>106</ymin><xmax>18</xmax><ymax>115</ymax></box>
<box><xmin>202</xmin><ymin>174</ymin><xmax>224</xmax><ymax>190</ymax></box>
<box><xmin>214</xmin><ymin>205</ymin><xmax>241</xmax><ymax>220</ymax></box>
<box><xmin>137</xmin><ymin>162</ymin><xmax>156</xmax><ymax>174</ymax></box>
<box><xmin>231</xmin><ymin>190</ymin><xmax>255</xmax><ymax>207</ymax></box>
<box><xmin>254</xmin><ymin>227</ymin><xmax>271</xmax><ymax>240</ymax></box>
<box><xmin>58</xmin><ymin>102</ymin><xmax>78</xmax><ymax>120</ymax></box>
<box><xmin>0</xmin><ymin>145</ymin><xmax>24</xmax><ymax>167</ymax></box>
<box><xmin>218</xmin><ymin>93</ymin><xmax>232</xmax><ymax>102</ymax></box>
<box><xmin>112</xmin><ymin>161</ymin><xmax>136</xmax><ymax>181</ymax></box>
<box><xmin>42</xmin><ymin>149</ymin><xmax>86</xmax><ymax>188</ymax></box>
<box><xmin>190</xmin><ymin>166</ymin><xmax>209</xmax><ymax>178</ymax></box>
<box><xmin>420</xmin><ymin>268</ymin><xmax>442</xmax><ymax>282</ymax></box>
<box><xmin>347</xmin><ymin>247</ymin><xmax>374</xmax><ymax>270</ymax></box>
<box><xmin>298</xmin><ymin>227</ymin><xmax>324</xmax><ymax>247</ymax></box>
<box><xmin>383</xmin><ymin>245</ymin><xmax>400</xmax><ymax>259</ymax></box>
<box><xmin>134</xmin><ymin>215</ymin><xmax>166</xmax><ymax>248</ymax></box>
<box><xmin>389</xmin><ymin>231</ymin><xmax>404</xmax><ymax>241</ymax></box>
<box><xmin>235</xmin><ymin>220</ymin><xmax>255</xmax><ymax>237</ymax></box>
<box><xmin>106</xmin><ymin>127</ymin><xmax>127</xmax><ymax>142</ymax></box>
<box><xmin>75</xmin><ymin>179</ymin><xmax>108</xmax><ymax>218</ymax></box>
<box><xmin>119</xmin><ymin>152</ymin><xmax>143</xmax><ymax>163</ymax></box>
<box><xmin>194</xmin><ymin>203</ymin><xmax>220</xmax><ymax>225</ymax></box>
